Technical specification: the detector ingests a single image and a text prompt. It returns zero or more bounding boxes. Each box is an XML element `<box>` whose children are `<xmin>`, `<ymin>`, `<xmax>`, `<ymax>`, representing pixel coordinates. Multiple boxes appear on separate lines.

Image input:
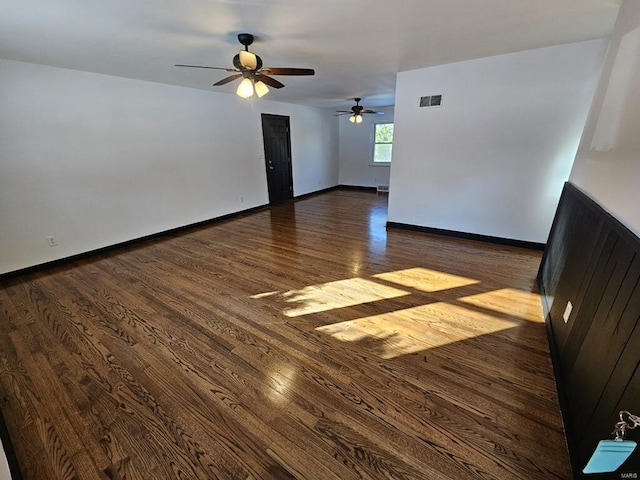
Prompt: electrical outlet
<box><xmin>239</xmin><ymin>195</ymin><xmax>244</xmax><ymax>203</ymax></box>
<box><xmin>46</xmin><ymin>235</ymin><xmax>57</xmax><ymax>247</ymax></box>
<box><xmin>563</xmin><ymin>301</ymin><xmax>573</xmax><ymax>323</ymax></box>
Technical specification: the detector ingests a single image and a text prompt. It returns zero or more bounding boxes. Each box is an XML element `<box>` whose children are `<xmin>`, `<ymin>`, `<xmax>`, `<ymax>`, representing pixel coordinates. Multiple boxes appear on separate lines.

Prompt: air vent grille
<box><xmin>419</xmin><ymin>94</ymin><xmax>443</xmax><ymax>107</ymax></box>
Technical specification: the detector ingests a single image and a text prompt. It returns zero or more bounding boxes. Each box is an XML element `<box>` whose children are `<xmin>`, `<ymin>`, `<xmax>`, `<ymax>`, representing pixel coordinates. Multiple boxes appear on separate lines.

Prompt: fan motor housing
<box><xmin>238</xmin><ymin>33</ymin><xmax>254</xmax><ymax>47</ymax></box>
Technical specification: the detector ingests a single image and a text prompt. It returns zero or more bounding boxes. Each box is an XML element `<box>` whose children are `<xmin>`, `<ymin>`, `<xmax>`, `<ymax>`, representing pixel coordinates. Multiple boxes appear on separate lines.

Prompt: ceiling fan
<box><xmin>175</xmin><ymin>33</ymin><xmax>315</xmax><ymax>99</ymax></box>
<box><xmin>335</xmin><ymin>98</ymin><xmax>384</xmax><ymax>123</ymax></box>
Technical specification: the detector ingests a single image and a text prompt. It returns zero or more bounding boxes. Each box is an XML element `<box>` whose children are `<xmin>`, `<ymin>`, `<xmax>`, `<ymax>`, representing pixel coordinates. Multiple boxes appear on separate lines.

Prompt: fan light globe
<box><xmin>236</xmin><ymin>78</ymin><xmax>254</xmax><ymax>98</ymax></box>
<box><xmin>349</xmin><ymin>115</ymin><xmax>356</xmax><ymax>123</ymax></box>
<box><xmin>355</xmin><ymin>114</ymin><xmax>363</xmax><ymax>124</ymax></box>
<box><xmin>255</xmin><ymin>80</ymin><xmax>269</xmax><ymax>98</ymax></box>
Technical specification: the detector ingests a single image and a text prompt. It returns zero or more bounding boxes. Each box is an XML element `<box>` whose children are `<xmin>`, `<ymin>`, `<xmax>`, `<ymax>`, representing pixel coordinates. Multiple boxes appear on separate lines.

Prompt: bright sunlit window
<box><xmin>372</xmin><ymin>122</ymin><xmax>393</xmax><ymax>164</ymax></box>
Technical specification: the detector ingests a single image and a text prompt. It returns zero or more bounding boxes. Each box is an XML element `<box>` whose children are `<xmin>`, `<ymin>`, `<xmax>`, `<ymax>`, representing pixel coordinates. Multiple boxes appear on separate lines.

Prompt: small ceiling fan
<box><xmin>335</xmin><ymin>98</ymin><xmax>384</xmax><ymax>123</ymax></box>
<box><xmin>175</xmin><ymin>33</ymin><xmax>315</xmax><ymax>99</ymax></box>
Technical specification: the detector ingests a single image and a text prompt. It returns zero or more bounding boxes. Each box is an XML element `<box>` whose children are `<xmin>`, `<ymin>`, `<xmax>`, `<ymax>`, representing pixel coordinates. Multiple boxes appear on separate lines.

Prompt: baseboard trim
<box><xmin>386</xmin><ymin>222</ymin><xmax>545</xmax><ymax>251</ymax></box>
<box><xmin>2</xmin><ymin>184</ymin><xmax>369</xmax><ymax>281</ymax></box>
<box><xmin>336</xmin><ymin>185</ymin><xmax>377</xmax><ymax>192</ymax></box>
<box><xmin>0</xmin><ymin>203</ymin><xmax>269</xmax><ymax>281</ymax></box>
<box><xmin>293</xmin><ymin>185</ymin><xmax>341</xmax><ymax>201</ymax></box>
<box><xmin>1</xmin><ymin>184</ymin><xmax>372</xmax><ymax>281</ymax></box>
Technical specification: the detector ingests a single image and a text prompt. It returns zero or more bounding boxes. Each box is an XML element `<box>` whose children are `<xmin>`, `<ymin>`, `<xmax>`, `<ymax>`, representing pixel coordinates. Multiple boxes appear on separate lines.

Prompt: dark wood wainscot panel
<box><xmin>539</xmin><ymin>182</ymin><xmax>640</xmax><ymax>479</ymax></box>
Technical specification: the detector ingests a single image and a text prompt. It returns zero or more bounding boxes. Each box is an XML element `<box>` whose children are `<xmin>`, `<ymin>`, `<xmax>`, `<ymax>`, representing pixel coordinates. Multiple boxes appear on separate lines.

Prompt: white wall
<box><xmin>338</xmin><ymin>105</ymin><xmax>394</xmax><ymax>187</ymax></box>
<box><xmin>570</xmin><ymin>0</ymin><xmax>640</xmax><ymax>237</ymax></box>
<box><xmin>0</xmin><ymin>438</ymin><xmax>9</xmax><ymax>480</ymax></box>
<box><xmin>388</xmin><ymin>39</ymin><xmax>608</xmax><ymax>243</ymax></box>
<box><xmin>0</xmin><ymin>58</ymin><xmax>338</xmax><ymax>274</ymax></box>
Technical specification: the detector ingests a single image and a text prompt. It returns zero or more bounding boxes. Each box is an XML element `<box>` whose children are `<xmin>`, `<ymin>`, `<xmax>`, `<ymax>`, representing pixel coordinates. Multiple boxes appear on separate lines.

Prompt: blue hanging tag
<box><xmin>583</xmin><ymin>438</ymin><xmax>637</xmax><ymax>474</ymax></box>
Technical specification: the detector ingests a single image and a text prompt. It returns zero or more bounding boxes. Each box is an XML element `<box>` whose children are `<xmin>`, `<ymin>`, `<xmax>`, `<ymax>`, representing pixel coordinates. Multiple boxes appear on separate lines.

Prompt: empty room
<box><xmin>1</xmin><ymin>1</ymin><xmax>640</xmax><ymax>479</ymax></box>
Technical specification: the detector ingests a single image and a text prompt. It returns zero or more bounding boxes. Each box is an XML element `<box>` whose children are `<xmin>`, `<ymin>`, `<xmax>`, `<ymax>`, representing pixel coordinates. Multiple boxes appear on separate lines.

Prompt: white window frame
<box><xmin>370</xmin><ymin>122</ymin><xmax>394</xmax><ymax>166</ymax></box>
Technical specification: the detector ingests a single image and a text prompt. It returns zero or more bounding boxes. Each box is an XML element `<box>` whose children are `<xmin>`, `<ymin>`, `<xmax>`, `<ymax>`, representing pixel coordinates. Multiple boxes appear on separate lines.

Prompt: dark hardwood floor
<box><xmin>0</xmin><ymin>189</ymin><xmax>570</xmax><ymax>479</ymax></box>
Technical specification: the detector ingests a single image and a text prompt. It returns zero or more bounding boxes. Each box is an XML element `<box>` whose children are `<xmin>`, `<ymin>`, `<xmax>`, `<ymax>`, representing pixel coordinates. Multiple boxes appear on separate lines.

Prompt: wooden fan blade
<box><xmin>175</xmin><ymin>64</ymin><xmax>238</xmax><ymax>72</ymax></box>
<box><xmin>261</xmin><ymin>67</ymin><xmax>315</xmax><ymax>76</ymax></box>
<box><xmin>363</xmin><ymin>110</ymin><xmax>384</xmax><ymax>114</ymax></box>
<box><xmin>335</xmin><ymin>110</ymin><xmax>352</xmax><ymax>113</ymax></box>
<box><xmin>334</xmin><ymin>112</ymin><xmax>352</xmax><ymax>116</ymax></box>
<box><xmin>213</xmin><ymin>74</ymin><xmax>243</xmax><ymax>86</ymax></box>
<box><xmin>256</xmin><ymin>74</ymin><xmax>285</xmax><ymax>89</ymax></box>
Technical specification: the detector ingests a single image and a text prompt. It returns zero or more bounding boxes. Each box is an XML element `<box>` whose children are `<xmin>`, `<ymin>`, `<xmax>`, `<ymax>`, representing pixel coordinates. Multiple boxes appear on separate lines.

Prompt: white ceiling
<box><xmin>0</xmin><ymin>0</ymin><xmax>622</xmax><ymax>109</ymax></box>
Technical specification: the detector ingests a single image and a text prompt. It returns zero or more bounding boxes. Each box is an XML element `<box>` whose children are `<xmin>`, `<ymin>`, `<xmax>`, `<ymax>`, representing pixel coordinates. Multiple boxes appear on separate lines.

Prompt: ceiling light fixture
<box><xmin>236</xmin><ymin>78</ymin><xmax>269</xmax><ymax>99</ymax></box>
<box><xmin>336</xmin><ymin>98</ymin><xmax>383</xmax><ymax>124</ymax></box>
<box><xmin>176</xmin><ymin>33</ymin><xmax>314</xmax><ymax>100</ymax></box>
<box><xmin>236</xmin><ymin>77</ymin><xmax>254</xmax><ymax>98</ymax></box>
<box><xmin>254</xmin><ymin>80</ymin><xmax>270</xmax><ymax>98</ymax></box>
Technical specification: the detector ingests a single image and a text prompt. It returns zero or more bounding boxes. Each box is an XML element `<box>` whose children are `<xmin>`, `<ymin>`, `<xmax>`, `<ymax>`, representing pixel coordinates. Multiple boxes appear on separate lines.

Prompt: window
<box><xmin>372</xmin><ymin>122</ymin><xmax>393</xmax><ymax>164</ymax></box>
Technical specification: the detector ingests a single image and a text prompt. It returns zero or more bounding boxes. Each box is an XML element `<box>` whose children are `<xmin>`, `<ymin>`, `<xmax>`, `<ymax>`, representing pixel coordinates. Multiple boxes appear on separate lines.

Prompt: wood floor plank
<box><xmin>0</xmin><ymin>189</ymin><xmax>571</xmax><ymax>479</ymax></box>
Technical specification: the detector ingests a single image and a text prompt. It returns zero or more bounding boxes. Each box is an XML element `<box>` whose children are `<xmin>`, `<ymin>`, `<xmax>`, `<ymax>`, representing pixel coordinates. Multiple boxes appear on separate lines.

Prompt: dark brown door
<box><xmin>261</xmin><ymin>114</ymin><xmax>293</xmax><ymax>204</ymax></box>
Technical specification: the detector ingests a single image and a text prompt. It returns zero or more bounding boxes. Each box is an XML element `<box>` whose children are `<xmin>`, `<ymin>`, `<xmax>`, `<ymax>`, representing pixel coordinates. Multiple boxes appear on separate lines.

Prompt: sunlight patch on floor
<box><xmin>316</xmin><ymin>302</ymin><xmax>517</xmax><ymax>359</ymax></box>
<box><xmin>251</xmin><ymin>291</ymin><xmax>280</xmax><ymax>299</ymax></box>
<box><xmin>250</xmin><ymin>268</ymin><xmax>541</xmax><ymax>358</ymax></box>
<box><xmin>458</xmin><ymin>288</ymin><xmax>544</xmax><ymax>323</ymax></box>
<box><xmin>373</xmin><ymin>267</ymin><xmax>479</xmax><ymax>292</ymax></box>
<box><xmin>251</xmin><ymin>278</ymin><xmax>409</xmax><ymax>317</ymax></box>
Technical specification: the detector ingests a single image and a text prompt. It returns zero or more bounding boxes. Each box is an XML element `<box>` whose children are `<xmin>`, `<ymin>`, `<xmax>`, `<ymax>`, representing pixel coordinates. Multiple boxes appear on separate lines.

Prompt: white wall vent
<box><xmin>419</xmin><ymin>94</ymin><xmax>443</xmax><ymax>107</ymax></box>
<box><xmin>377</xmin><ymin>185</ymin><xmax>389</xmax><ymax>193</ymax></box>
